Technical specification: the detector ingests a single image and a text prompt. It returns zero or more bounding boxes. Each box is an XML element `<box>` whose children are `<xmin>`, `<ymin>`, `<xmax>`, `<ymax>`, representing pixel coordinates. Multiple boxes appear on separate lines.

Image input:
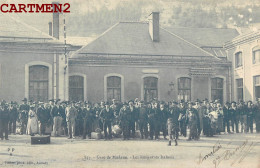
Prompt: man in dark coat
<box><xmin>0</xmin><ymin>102</ymin><xmax>10</xmax><ymax>140</ymax></box>
<box><xmin>82</xmin><ymin>102</ymin><xmax>94</xmax><ymax>139</ymax></box>
<box><xmin>50</xmin><ymin>99</ymin><xmax>63</xmax><ymax>137</ymax></box>
<box><xmin>255</xmin><ymin>98</ymin><xmax>260</xmax><ymax>133</ymax></box>
<box><xmin>158</xmin><ymin>103</ymin><xmax>167</xmax><ymax>140</ymax></box>
<box><xmin>19</xmin><ymin>98</ymin><xmax>30</xmax><ymax>135</ymax></box>
<box><xmin>138</xmin><ymin>101</ymin><xmax>148</xmax><ymax>139</ymax></box>
<box><xmin>37</xmin><ymin>103</ymin><xmax>50</xmax><ymax>135</ymax></box>
<box><xmin>119</xmin><ymin>103</ymin><xmax>131</xmax><ymax>140</ymax></box>
<box><xmin>100</xmin><ymin>103</ymin><xmax>114</xmax><ymax>140</ymax></box>
<box><xmin>148</xmin><ymin>102</ymin><xmax>157</xmax><ymax>140</ymax></box>
<box><xmin>8</xmin><ymin>102</ymin><xmax>18</xmax><ymax>134</ymax></box>
<box><xmin>128</xmin><ymin>101</ymin><xmax>138</xmax><ymax>138</ymax></box>
<box><xmin>230</xmin><ymin>101</ymin><xmax>239</xmax><ymax>133</ymax></box>
<box><xmin>223</xmin><ymin>102</ymin><xmax>231</xmax><ymax>133</ymax></box>
<box><xmin>246</xmin><ymin>101</ymin><xmax>254</xmax><ymax>133</ymax></box>
<box><xmin>167</xmin><ymin>101</ymin><xmax>180</xmax><ymax>146</ymax></box>
<box><xmin>186</xmin><ymin>102</ymin><xmax>199</xmax><ymax>140</ymax></box>
<box><xmin>179</xmin><ymin>101</ymin><xmax>187</xmax><ymax>137</ymax></box>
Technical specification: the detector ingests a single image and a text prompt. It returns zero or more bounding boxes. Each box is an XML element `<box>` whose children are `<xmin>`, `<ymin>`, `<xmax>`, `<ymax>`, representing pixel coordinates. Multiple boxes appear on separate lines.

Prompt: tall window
<box><xmin>69</xmin><ymin>76</ymin><xmax>84</xmax><ymax>101</ymax></box>
<box><xmin>211</xmin><ymin>77</ymin><xmax>223</xmax><ymax>104</ymax></box>
<box><xmin>235</xmin><ymin>52</ymin><xmax>243</xmax><ymax>68</ymax></box>
<box><xmin>178</xmin><ymin>77</ymin><xmax>191</xmax><ymax>102</ymax></box>
<box><xmin>236</xmin><ymin>78</ymin><xmax>243</xmax><ymax>101</ymax></box>
<box><xmin>29</xmin><ymin>65</ymin><xmax>48</xmax><ymax>102</ymax></box>
<box><xmin>253</xmin><ymin>47</ymin><xmax>260</xmax><ymax>64</ymax></box>
<box><xmin>107</xmin><ymin>76</ymin><xmax>121</xmax><ymax>101</ymax></box>
<box><xmin>254</xmin><ymin>76</ymin><xmax>260</xmax><ymax>100</ymax></box>
<box><xmin>144</xmin><ymin>77</ymin><xmax>158</xmax><ymax>102</ymax></box>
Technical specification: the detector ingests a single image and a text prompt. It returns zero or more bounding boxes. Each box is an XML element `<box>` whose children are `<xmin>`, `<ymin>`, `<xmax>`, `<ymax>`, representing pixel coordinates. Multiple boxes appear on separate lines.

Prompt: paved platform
<box><xmin>0</xmin><ymin>133</ymin><xmax>259</xmax><ymax>168</ymax></box>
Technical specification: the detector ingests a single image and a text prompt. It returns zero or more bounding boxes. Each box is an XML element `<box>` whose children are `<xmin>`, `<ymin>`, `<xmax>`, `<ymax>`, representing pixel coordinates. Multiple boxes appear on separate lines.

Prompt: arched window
<box><xmin>235</xmin><ymin>52</ymin><xmax>243</xmax><ymax>68</ymax></box>
<box><xmin>253</xmin><ymin>46</ymin><xmax>260</xmax><ymax>64</ymax></box>
<box><xmin>144</xmin><ymin>77</ymin><xmax>158</xmax><ymax>102</ymax></box>
<box><xmin>29</xmin><ymin>65</ymin><xmax>49</xmax><ymax>102</ymax></box>
<box><xmin>69</xmin><ymin>75</ymin><xmax>84</xmax><ymax>101</ymax></box>
<box><xmin>107</xmin><ymin>76</ymin><xmax>121</xmax><ymax>101</ymax></box>
<box><xmin>178</xmin><ymin>77</ymin><xmax>191</xmax><ymax>102</ymax></box>
<box><xmin>211</xmin><ymin>77</ymin><xmax>223</xmax><ymax>104</ymax></box>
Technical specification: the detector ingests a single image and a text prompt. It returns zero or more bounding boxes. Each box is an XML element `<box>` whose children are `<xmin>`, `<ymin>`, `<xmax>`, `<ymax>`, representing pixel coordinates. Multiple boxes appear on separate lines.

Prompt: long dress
<box><xmin>26</xmin><ymin>110</ymin><xmax>39</xmax><ymax>135</ymax></box>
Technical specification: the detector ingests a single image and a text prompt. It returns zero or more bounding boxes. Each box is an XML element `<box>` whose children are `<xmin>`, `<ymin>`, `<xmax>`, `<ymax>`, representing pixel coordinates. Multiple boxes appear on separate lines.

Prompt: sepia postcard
<box><xmin>0</xmin><ymin>0</ymin><xmax>259</xmax><ymax>168</ymax></box>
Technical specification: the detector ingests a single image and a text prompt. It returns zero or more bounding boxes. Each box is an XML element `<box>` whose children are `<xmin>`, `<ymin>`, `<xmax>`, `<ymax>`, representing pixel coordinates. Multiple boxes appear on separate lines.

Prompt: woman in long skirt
<box><xmin>26</xmin><ymin>105</ymin><xmax>39</xmax><ymax>136</ymax></box>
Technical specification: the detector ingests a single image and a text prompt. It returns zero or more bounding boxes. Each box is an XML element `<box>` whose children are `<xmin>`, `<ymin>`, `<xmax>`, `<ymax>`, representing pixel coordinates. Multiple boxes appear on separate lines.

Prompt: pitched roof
<box><xmin>72</xmin><ymin>22</ymin><xmax>214</xmax><ymax>58</ymax></box>
<box><xmin>0</xmin><ymin>14</ymin><xmax>54</xmax><ymax>40</ymax></box>
<box><xmin>165</xmin><ymin>27</ymin><xmax>239</xmax><ymax>47</ymax></box>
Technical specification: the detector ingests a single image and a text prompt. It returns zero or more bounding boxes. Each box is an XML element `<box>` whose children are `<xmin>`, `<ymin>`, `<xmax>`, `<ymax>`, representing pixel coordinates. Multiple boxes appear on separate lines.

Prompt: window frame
<box><xmin>28</xmin><ymin>65</ymin><xmax>49</xmax><ymax>102</ymax></box>
<box><xmin>143</xmin><ymin>76</ymin><xmax>158</xmax><ymax>102</ymax></box>
<box><xmin>211</xmin><ymin>77</ymin><xmax>224</xmax><ymax>104</ymax></box>
<box><xmin>235</xmin><ymin>51</ymin><xmax>243</xmax><ymax>68</ymax></box>
<box><xmin>178</xmin><ymin>77</ymin><xmax>191</xmax><ymax>101</ymax></box>
<box><xmin>107</xmin><ymin>76</ymin><xmax>122</xmax><ymax>102</ymax></box>
<box><xmin>69</xmin><ymin>75</ymin><xmax>84</xmax><ymax>102</ymax></box>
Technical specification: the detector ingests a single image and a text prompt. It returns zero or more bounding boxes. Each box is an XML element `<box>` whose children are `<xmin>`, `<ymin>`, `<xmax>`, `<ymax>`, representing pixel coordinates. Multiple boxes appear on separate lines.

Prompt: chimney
<box><xmin>48</xmin><ymin>22</ymin><xmax>53</xmax><ymax>36</ymax></box>
<box><xmin>148</xmin><ymin>12</ymin><xmax>160</xmax><ymax>42</ymax></box>
<box><xmin>52</xmin><ymin>2</ymin><xmax>60</xmax><ymax>39</ymax></box>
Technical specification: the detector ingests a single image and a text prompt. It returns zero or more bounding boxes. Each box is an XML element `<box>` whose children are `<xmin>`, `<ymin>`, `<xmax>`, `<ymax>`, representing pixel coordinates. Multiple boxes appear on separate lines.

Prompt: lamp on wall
<box><xmin>168</xmin><ymin>81</ymin><xmax>175</xmax><ymax>96</ymax></box>
<box><xmin>169</xmin><ymin>81</ymin><xmax>175</xmax><ymax>91</ymax></box>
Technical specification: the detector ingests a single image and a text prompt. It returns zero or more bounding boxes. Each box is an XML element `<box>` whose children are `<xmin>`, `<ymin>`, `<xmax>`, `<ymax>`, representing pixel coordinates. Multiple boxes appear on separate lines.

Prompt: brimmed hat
<box><xmin>22</xmin><ymin>98</ymin><xmax>27</xmax><ymax>102</ymax></box>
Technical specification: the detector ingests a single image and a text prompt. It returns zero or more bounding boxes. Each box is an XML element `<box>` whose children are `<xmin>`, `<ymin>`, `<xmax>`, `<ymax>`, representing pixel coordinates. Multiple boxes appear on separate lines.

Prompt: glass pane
<box><xmin>29</xmin><ymin>65</ymin><xmax>48</xmax><ymax>81</ymax></box>
<box><xmin>255</xmin><ymin>76</ymin><xmax>260</xmax><ymax>86</ymax></box>
<box><xmin>178</xmin><ymin>77</ymin><xmax>191</xmax><ymax>89</ymax></box>
<box><xmin>107</xmin><ymin>76</ymin><xmax>121</xmax><ymax>88</ymax></box>
<box><xmin>256</xmin><ymin>86</ymin><xmax>260</xmax><ymax>99</ymax></box>
<box><xmin>144</xmin><ymin>77</ymin><xmax>158</xmax><ymax>88</ymax></box>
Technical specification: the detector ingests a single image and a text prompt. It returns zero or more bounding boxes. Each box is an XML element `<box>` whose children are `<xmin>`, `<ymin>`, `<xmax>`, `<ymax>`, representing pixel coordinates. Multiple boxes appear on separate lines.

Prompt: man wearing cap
<box><xmin>137</xmin><ymin>101</ymin><xmax>148</xmax><ymax>139</ymax></box>
<box><xmin>19</xmin><ymin>98</ymin><xmax>30</xmax><ymax>135</ymax></box>
<box><xmin>193</xmin><ymin>99</ymin><xmax>203</xmax><ymax>138</ymax></box>
<box><xmin>65</xmin><ymin>102</ymin><xmax>78</xmax><ymax>139</ymax></box>
<box><xmin>8</xmin><ymin>102</ymin><xmax>18</xmax><ymax>134</ymax></box>
<box><xmin>100</xmin><ymin>103</ymin><xmax>114</xmax><ymax>140</ymax></box>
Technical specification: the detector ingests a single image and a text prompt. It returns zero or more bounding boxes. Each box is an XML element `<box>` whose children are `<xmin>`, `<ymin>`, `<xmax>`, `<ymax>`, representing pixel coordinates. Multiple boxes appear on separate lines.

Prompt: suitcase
<box><xmin>91</xmin><ymin>132</ymin><xmax>101</xmax><ymax>140</ymax></box>
<box><xmin>31</xmin><ymin>136</ymin><xmax>51</xmax><ymax>145</ymax></box>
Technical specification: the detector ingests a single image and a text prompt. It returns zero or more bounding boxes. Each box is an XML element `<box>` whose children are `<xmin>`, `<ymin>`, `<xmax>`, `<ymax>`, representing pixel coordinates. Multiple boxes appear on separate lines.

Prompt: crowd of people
<box><xmin>0</xmin><ymin>97</ymin><xmax>260</xmax><ymax>146</ymax></box>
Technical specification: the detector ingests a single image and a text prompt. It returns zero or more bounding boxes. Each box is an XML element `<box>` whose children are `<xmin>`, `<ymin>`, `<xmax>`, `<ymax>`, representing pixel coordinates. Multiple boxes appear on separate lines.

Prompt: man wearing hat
<box><xmin>37</xmin><ymin>102</ymin><xmax>50</xmax><ymax>135</ymax></box>
<box><xmin>245</xmin><ymin>101</ymin><xmax>254</xmax><ymax>133</ymax></box>
<box><xmin>82</xmin><ymin>102</ymin><xmax>94</xmax><ymax>139</ymax></box>
<box><xmin>128</xmin><ymin>101</ymin><xmax>138</xmax><ymax>138</ymax></box>
<box><xmin>238</xmin><ymin>100</ymin><xmax>247</xmax><ymax>133</ymax></box>
<box><xmin>137</xmin><ymin>101</ymin><xmax>148</xmax><ymax>139</ymax></box>
<box><xmin>65</xmin><ymin>102</ymin><xmax>78</xmax><ymax>139</ymax></box>
<box><xmin>100</xmin><ymin>102</ymin><xmax>114</xmax><ymax>140</ymax></box>
<box><xmin>119</xmin><ymin>103</ymin><xmax>131</xmax><ymax>140</ymax></box>
<box><xmin>186</xmin><ymin>102</ymin><xmax>199</xmax><ymax>140</ymax></box>
<box><xmin>19</xmin><ymin>98</ymin><xmax>30</xmax><ymax>135</ymax></box>
<box><xmin>230</xmin><ymin>101</ymin><xmax>239</xmax><ymax>133</ymax></box>
<box><xmin>178</xmin><ymin>100</ymin><xmax>187</xmax><ymax>137</ymax></box>
<box><xmin>50</xmin><ymin>99</ymin><xmax>63</xmax><ymax>137</ymax></box>
<box><xmin>223</xmin><ymin>102</ymin><xmax>231</xmax><ymax>133</ymax></box>
<box><xmin>8</xmin><ymin>101</ymin><xmax>18</xmax><ymax>134</ymax></box>
<box><xmin>167</xmin><ymin>101</ymin><xmax>180</xmax><ymax>146</ymax></box>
